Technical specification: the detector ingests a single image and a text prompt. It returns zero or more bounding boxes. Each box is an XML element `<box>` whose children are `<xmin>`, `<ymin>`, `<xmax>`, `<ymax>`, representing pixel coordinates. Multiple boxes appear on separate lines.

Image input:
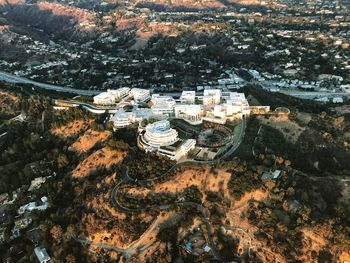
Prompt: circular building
<box><xmin>142</xmin><ymin>120</ymin><xmax>179</xmax><ymax>148</ymax></box>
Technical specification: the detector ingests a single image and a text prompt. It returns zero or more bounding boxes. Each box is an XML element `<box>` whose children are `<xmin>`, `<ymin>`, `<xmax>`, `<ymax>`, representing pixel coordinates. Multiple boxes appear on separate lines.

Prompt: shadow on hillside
<box><xmin>0</xmin><ymin>1</ymin><xmax>97</xmax><ymax>41</ymax></box>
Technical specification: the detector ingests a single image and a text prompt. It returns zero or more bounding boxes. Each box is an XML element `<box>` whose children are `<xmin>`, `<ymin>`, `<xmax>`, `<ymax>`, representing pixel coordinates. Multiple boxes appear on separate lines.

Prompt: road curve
<box><xmin>109</xmin><ymin>118</ymin><xmax>246</xmax><ymax>261</ymax></box>
<box><xmin>111</xmin><ymin>117</ymin><xmax>246</xmax><ymax>213</ymax></box>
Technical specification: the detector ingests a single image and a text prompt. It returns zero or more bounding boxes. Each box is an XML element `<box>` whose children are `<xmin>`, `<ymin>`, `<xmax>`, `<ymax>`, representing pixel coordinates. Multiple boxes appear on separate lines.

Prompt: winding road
<box><xmin>0</xmin><ymin>70</ymin><xmax>249</xmax><ymax>261</ymax></box>
<box><xmin>107</xmin><ymin>118</ymin><xmax>247</xmax><ymax>261</ymax></box>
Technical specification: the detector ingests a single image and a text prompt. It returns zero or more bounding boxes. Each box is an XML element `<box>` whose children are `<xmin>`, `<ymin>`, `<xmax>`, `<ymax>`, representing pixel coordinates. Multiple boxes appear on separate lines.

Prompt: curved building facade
<box><xmin>143</xmin><ymin>120</ymin><xmax>179</xmax><ymax>147</ymax></box>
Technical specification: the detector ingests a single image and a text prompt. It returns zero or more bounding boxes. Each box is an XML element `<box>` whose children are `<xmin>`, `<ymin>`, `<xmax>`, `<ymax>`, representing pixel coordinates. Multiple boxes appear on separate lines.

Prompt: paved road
<box><xmin>69</xmin><ymin>215</ymin><xmax>162</xmax><ymax>259</ymax></box>
<box><xmin>278</xmin><ymin>90</ymin><xmax>350</xmax><ymax>99</ymax></box>
<box><xmin>111</xmin><ymin>118</ymin><xmax>246</xmax><ymax>211</ymax></box>
<box><xmin>109</xmin><ymin>118</ymin><xmax>247</xmax><ymax>261</ymax></box>
<box><xmin>2</xmin><ymin>70</ymin><xmax>349</xmax><ymax>100</ymax></box>
<box><xmin>0</xmin><ymin>71</ymin><xmax>100</xmax><ymax>96</ymax></box>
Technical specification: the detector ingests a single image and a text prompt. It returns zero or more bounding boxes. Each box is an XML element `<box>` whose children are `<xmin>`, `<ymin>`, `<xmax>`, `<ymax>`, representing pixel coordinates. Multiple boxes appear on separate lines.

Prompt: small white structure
<box><xmin>130</xmin><ymin>88</ymin><xmax>151</xmax><ymax>103</ymax></box>
<box><xmin>340</xmin><ymin>84</ymin><xmax>350</xmax><ymax>93</ymax></box>
<box><xmin>203</xmin><ymin>244</ymin><xmax>211</xmax><ymax>253</ymax></box>
<box><xmin>180</xmin><ymin>91</ymin><xmax>196</xmax><ymax>104</ymax></box>
<box><xmin>332</xmin><ymin>97</ymin><xmax>343</xmax><ymax>103</ymax></box>
<box><xmin>315</xmin><ymin>97</ymin><xmax>329</xmax><ymax>103</ymax></box>
<box><xmin>203</xmin><ymin>89</ymin><xmax>221</xmax><ymax>105</ymax></box>
<box><xmin>34</xmin><ymin>247</ymin><xmax>51</xmax><ymax>263</ymax></box>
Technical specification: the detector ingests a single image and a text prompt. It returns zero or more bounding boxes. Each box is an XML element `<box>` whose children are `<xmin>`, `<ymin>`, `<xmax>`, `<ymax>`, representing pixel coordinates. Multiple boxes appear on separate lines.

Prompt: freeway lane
<box><xmin>2</xmin><ymin>70</ymin><xmax>350</xmax><ymax>100</ymax></box>
<box><xmin>0</xmin><ymin>71</ymin><xmax>100</xmax><ymax>96</ymax></box>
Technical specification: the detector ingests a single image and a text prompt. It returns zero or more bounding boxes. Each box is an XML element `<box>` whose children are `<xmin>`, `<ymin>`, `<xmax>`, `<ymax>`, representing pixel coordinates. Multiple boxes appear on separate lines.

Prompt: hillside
<box><xmin>134</xmin><ymin>0</ymin><xmax>284</xmax><ymax>11</ymax></box>
<box><xmin>0</xmin><ymin>1</ymin><xmax>100</xmax><ymax>40</ymax></box>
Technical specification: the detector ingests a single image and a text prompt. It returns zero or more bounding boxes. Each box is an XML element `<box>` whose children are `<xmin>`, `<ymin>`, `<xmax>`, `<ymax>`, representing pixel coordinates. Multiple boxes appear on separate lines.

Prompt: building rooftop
<box><xmin>34</xmin><ymin>247</ymin><xmax>51</xmax><ymax>263</ymax></box>
<box><xmin>262</xmin><ymin>170</ymin><xmax>281</xmax><ymax>180</ymax></box>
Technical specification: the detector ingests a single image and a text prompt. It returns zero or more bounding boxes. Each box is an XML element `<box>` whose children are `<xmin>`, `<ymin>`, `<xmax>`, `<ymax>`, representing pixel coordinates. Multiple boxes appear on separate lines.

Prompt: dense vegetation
<box><xmin>1</xmin><ymin>85</ymin><xmax>349</xmax><ymax>262</ymax></box>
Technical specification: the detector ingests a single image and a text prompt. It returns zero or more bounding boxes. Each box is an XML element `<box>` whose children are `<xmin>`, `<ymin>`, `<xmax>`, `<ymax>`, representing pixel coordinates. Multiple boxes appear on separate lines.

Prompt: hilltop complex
<box><xmin>138</xmin><ymin>120</ymin><xmax>196</xmax><ymax>161</ymax></box>
<box><xmin>97</xmin><ymin>87</ymin><xmax>259</xmax><ymax>126</ymax></box>
<box><xmin>94</xmin><ymin>86</ymin><xmax>269</xmax><ymax>161</ymax></box>
<box><xmin>1</xmin><ymin>0</ymin><xmax>350</xmax><ymax>262</ymax></box>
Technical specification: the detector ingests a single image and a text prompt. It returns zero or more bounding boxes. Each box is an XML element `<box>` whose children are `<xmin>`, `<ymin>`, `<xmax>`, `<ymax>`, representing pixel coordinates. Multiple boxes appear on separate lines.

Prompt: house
<box><xmin>34</xmin><ymin>247</ymin><xmax>51</xmax><ymax>263</ymax></box>
<box><xmin>332</xmin><ymin>97</ymin><xmax>343</xmax><ymax>103</ymax></box>
<box><xmin>28</xmin><ymin>177</ymin><xmax>47</xmax><ymax>192</ymax></box>
<box><xmin>12</xmin><ymin>217</ymin><xmax>32</xmax><ymax>238</ymax></box>
<box><xmin>315</xmin><ymin>97</ymin><xmax>329</xmax><ymax>103</ymax></box>
<box><xmin>18</xmin><ymin>197</ymin><xmax>48</xmax><ymax>215</ymax></box>
<box><xmin>261</xmin><ymin>170</ymin><xmax>281</xmax><ymax>180</ymax></box>
<box><xmin>0</xmin><ymin>227</ymin><xmax>6</xmax><ymax>244</ymax></box>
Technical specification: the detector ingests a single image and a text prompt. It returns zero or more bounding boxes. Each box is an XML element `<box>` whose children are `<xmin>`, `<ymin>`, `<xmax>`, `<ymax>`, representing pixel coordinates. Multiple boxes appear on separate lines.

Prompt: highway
<box><xmin>2</xmin><ymin>70</ymin><xmax>350</xmax><ymax>100</ymax></box>
<box><xmin>278</xmin><ymin>90</ymin><xmax>350</xmax><ymax>99</ymax></box>
<box><xmin>0</xmin><ymin>71</ymin><xmax>100</xmax><ymax>96</ymax></box>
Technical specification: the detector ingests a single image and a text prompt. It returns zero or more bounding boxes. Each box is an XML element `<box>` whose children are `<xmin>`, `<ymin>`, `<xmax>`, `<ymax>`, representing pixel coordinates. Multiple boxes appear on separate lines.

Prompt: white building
<box><xmin>200</xmin><ymin>92</ymin><xmax>250</xmax><ymax>123</ymax></box>
<box><xmin>108</xmin><ymin>87</ymin><xmax>130</xmax><ymax>99</ymax></box>
<box><xmin>110</xmin><ymin>109</ymin><xmax>131</xmax><ymax>128</ymax></box>
<box><xmin>180</xmin><ymin>91</ymin><xmax>196</xmax><ymax>104</ymax></box>
<box><xmin>105</xmin><ymin>87</ymin><xmax>250</xmax><ymax>128</ymax></box>
<box><xmin>34</xmin><ymin>247</ymin><xmax>51</xmax><ymax>263</ymax></box>
<box><xmin>93</xmin><ymin>92</ymin><xmax>115</xmax><ymax>105</ymax></box>
<box><xmin>178</xmin><ymin>139</ymin><xmax>196</xmax><ymax>157</ymax></box>
<box><xmin>203</xmin><ymin>89</ymin><xmax>221</xmax><ymax>105</ymax></box>
<box><xmin>175</xmin><ymin>104</ymin><xmax>202</xmax><ymax>124</ymax></box>
<box><xmin>130</xmin><ymin>88</ymin><xmax>151</xmax><ymax>103</ymax></box>
<box><xmin>228</xmin><ymin>92</ymin><xmax>251</xmax><ymax>115</ymax></box>
<box><xmin>340</xmin><ymin>84</ymin><xmax>350</xmax><ymax>93</ymax></box>
<box><xmin>111</xmin><ymin>108</ymin><xmax>153</xmax><ymax>129</ymax></box>
<box><xmin>138</xmin><ymin>120</ymin><xmax>196</xmax><ymax>161</ymax></box>
<box><xmin>93</xmin><ymin>87</ymin><xmax>130</xmax><ymax>105</ymax></box>
<box><xmin>213</xmin><ymin>105</ymin><xmax>227</xmax><ymax>119</ymax></box>
<box><xmin>151</xmin><ymin>94</ymin><xmax>176</xmax><ymax>116</ymax></box>
<box><xmin>142</xmin><ymin>120</ymin><xmax>179</xmax><ymax>148</ymax></box>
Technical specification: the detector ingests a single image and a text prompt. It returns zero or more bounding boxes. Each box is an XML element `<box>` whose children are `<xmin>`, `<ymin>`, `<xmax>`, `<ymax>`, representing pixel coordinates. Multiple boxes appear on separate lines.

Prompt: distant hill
<box><xmin>0</xmin><ymin>1</ymin><xmax>101</xmax><ymax>41</ymax></box>
<box><xmin>134</xmin><ymin>0</ymin><xmax>284</xmax><ymax>11</ymax></box>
